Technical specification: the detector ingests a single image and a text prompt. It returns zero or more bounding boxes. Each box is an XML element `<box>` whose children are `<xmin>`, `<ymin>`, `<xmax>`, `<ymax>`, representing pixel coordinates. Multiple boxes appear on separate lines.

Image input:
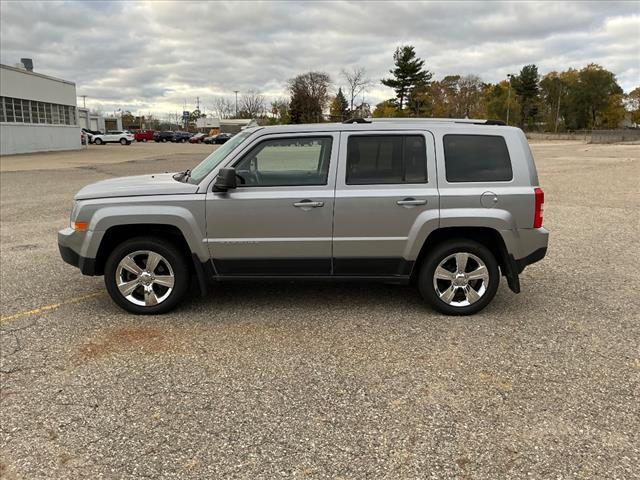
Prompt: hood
<box><xmin>74</xmin><ymin>173</ymin><xmax>199</xmax><ymax>200</ymax></box>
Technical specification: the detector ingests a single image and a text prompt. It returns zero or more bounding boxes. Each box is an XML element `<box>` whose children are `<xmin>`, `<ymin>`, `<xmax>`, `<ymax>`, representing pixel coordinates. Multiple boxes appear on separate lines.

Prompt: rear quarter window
<box><xmin>443</xmin><ymin>134</ymin><xmax>513</xmax><ymax>182</ymax></box>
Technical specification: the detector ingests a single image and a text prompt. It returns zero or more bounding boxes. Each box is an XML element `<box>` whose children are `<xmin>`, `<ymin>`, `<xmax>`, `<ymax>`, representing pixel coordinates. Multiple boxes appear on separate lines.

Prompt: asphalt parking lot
<box><xmin>1</xmin><ymin>141</ymin><xmax>639</xmax><ymax>479</ymax></box>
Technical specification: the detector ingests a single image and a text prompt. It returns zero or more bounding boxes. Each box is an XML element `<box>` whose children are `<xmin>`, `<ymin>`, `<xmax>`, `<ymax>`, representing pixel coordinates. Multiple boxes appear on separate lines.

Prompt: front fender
<box><xmin>88</xmin><ymin>205</ymin><xmax>208</xmax><ymax>261</ymax></box>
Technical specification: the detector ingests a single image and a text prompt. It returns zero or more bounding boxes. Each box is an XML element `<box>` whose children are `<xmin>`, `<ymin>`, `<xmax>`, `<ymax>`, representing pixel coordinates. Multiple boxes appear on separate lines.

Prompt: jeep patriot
<box><xmin>58</xmin><ymin>118</ymin><xmax>548</xmax><ymax>315</ymax></box>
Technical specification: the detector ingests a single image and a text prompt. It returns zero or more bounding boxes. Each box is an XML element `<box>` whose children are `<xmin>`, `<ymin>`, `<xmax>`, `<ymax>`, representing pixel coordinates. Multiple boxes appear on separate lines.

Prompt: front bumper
<box><xmin>58</xmin><ymin>228</ymin><xmax>97</xmax><ymax>275</ymax></box>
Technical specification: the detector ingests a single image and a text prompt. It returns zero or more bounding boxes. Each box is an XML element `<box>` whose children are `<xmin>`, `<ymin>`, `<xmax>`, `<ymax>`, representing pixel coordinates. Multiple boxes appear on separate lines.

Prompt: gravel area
<box><xmin>1</xmin><ymin>141</ymin><xmax>639</xmax><ymax>479</ymax></box>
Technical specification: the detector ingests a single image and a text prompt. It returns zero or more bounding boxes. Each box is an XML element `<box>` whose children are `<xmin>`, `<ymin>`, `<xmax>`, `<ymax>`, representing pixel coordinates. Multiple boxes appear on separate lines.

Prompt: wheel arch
<box><xmin>94</xmin><ymin>224</ymin><xmax>192</xmax><ymax>276</ymax></box>
<box><xmin>411</xmin><ymin>226</ymin><xmax>520</xmax><ymax>293</ymax></box>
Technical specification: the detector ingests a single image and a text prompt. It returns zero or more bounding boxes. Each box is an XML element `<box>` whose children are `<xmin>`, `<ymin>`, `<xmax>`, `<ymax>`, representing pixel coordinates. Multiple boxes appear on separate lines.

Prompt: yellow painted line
<box><xmin>0</xmin><ymin>292</ymin><xmax>104</xmax><ymax>324</ymax></box>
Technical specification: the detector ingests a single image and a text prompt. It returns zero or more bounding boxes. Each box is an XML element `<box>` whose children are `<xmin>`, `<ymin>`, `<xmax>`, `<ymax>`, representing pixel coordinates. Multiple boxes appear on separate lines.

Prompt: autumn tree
<box><xmin>626</xmin><ymin>87</ymin><xmax>640</xmax><ymax>124</ymax></box>
<box><xmin>289</xmin><ymin>71</ymin><xmax>331</xmax><ymax>123</ymax></box>
<box><xmin>575</xmin><ymin>64</ymin><xmax>623</xmax><ymax>128</ymax></box>
<box><xmin>329</xmin><ymin>88</ymin><xmax>350</xmax><ymax>121</ymax></box>
<box><xmin>372</xmin><ymin>100</ymin><xmax>400</xmax><ymax>118</ymax></box>
<box><xmin>381</xmin><ymin>45</ymin><xmax>433</xmax><ymax>111</ymax></box>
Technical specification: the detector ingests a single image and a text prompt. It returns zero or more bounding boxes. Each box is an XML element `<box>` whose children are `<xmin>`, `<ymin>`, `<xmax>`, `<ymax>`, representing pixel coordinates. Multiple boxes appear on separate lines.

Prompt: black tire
<box><xmin>104</xmin><ymin>237</ymin><xmax>190</xmax><ymax>314</ymax></box>
<box><xmin>181</xmin><ymin>138</ymin><xmax>187</xmax><ymax>143</ymax></box>
<box><xmin>120</xmin><ymin>138</ymin><xmax>127</xmax><ymax>145</ymax></box>
<box><xmin>418</xmin><ymin>238</ymin><xmax>500</xmax><ymax>316</ymax></box>
<box><xmin>161</xmin><ymin>138</ymin><xmax>167</xmax><ymax>143</ymax></box>
<box><xmin>94</xmin><ymin>138</ymin><xmax>103</xmax><ymax>145</ymax></box>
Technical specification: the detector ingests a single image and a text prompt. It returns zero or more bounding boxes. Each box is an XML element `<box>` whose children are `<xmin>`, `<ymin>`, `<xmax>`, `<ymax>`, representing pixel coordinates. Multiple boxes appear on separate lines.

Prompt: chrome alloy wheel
<box><xmin>115</xmin><ymin>250</ymin><xmax>175</xmax><ymax>307</ymax></box>
<box><xmin>432</xmin><ymin>252</ymin><xmax>489</xmax><ymax>307</ymax></box>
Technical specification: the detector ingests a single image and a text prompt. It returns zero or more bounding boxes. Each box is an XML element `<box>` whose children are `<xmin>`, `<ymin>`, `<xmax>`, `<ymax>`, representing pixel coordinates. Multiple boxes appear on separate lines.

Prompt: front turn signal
<box><xmin>71</xmin><ymin>221</ymin><xmax>88</xmax><ymax>232</ymax></box>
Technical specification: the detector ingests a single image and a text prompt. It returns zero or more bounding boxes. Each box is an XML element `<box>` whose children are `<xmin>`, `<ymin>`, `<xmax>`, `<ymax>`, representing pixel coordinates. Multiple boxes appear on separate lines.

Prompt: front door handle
<box><xmin>396</xmin><ymin>198</ymin><xmax>427</xmax><ymax>206</ymax></box>
<box><xmin>293</xmin><ymin>200</ymin><xmax>324</xmax><ymax>208</ymax></box>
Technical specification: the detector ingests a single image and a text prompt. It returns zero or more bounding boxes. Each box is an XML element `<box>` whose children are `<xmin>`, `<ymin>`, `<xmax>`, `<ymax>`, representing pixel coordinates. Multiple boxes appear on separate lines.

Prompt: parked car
<box><xmin>189</xmin><ymin>133</ymin><xmax>207</xmax><ymax>143</ymax></box>
<box><xmin>81</xmin><ymin>127</ymin><xmax>101</xmax><ymax>144</ymax></box>
<box><xmin>59</xmin><ymin>118</ymin><xmax>548</xmax><ymax>315</ymax></box>
<box><xmin>153</xmin><ymin>131</ymin><xmax>174</xmax><ymax>143</ymax></box>
<box><xmin>171</xmin><ymin>131</ymin><xmax>193</xmax><ymax>143</ymax></box>
<box><xmin>134</xmin><ymin>129</ymin><xmax>155</xmax><ymax>142</ymax></box>
<box><xmin>92</xmin><ymin>130</ymin><xmax>134</xmax><ymax>145</ymax></box>
<box><xmin>204</xmin><ymin>133</ymin><xmax>233</xmax><ymax>144</ymax></box>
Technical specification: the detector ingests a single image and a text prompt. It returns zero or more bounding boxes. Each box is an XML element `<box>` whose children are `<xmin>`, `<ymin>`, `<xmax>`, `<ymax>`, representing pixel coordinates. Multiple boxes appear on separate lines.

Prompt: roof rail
<box><xmin>370</xmin><ymin>117</ymin><xmax>506</xmax><ymax>125</ymax></box>
<box><xmin>342</xmin><ymin>117</ymin><xmax>508</xmax><ymax>126</ymax></box>
<box><xmin>343</xmin><ymin>117</ymin><xmax>372</xmax><ymax>124</ymax></box>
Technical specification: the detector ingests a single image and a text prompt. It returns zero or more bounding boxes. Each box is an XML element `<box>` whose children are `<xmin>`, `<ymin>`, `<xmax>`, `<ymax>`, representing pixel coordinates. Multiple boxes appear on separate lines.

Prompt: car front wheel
<box><xmin>104</xmin><ymin>237</ymin><xmax>190</xmax><ymax>314</ymax></box>
<box><xmin>94</xmin><ymin>138</ymin><xmax>103</xmax><ymax>145</ymax></box>
<box><xmin>418</xmin><ymin>239</ymin><xmax>499</xmax><ymax>315</ymax></box>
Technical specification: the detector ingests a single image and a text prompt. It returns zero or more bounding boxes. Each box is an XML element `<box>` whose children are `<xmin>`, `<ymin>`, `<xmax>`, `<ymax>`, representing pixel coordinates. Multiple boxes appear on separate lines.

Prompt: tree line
<box><xmin>137</xmin><ymin>45</ymin><xmax>639</xmax><ymax>131</ymax></box>
<box><xmin>268</xmin><ymin>45</ymin><xmax>638</xmax><ymax>131</ymax></box>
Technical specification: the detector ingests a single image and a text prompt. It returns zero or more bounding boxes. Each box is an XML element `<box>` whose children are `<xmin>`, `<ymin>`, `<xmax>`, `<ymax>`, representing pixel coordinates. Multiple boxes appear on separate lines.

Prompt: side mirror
<box><xmin>213</xmin><ymin>167</ymin><xmax>237</xmax><ymax>192</ymax></box>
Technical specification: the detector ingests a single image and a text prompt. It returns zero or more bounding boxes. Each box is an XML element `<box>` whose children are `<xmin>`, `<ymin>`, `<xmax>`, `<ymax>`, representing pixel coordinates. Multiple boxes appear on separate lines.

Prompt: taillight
<box><xmin>533</xmin><ymin>187</ymin><xmax>544</xmax><ymax>228</ymax></box>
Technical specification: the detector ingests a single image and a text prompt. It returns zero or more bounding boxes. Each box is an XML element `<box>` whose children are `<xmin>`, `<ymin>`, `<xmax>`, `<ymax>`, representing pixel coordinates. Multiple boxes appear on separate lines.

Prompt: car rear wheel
<box><xmin>161</xmin><ymin>138</ymin><xmax>167</xmax><ymax>143</ymax></box>
<box><xmin>120</xmin><ymin>138</ymin><xmax>127</xmax><ymax>145</ymax></box>
<box><xmin>104</xmin><ymin>237</ymin><xmax>190</xmax><ymax>314</ymax></box>
<box><xmin>418</xmin><ymin>239</ymin><xmax>499</xmax><ymax>315</ymax></box>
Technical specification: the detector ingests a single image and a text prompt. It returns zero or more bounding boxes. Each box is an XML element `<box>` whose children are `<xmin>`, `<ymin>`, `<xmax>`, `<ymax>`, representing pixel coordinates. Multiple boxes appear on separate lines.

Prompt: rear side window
<box><xmin>346</xmin><ymin>135</ymin><xmax>427</xmax><ymax>185</ymax></box>
<box><xmin>443</xmin><ymin>134</ymin><xmax>513</xmax><ymax>182</ymax></box>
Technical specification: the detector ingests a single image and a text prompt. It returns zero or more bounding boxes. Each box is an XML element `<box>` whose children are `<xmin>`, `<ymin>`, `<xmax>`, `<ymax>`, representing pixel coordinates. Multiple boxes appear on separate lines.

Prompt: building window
<box><xmin>52</xmin><ymin>104</ymin><xmax>60</xmax><ymax>124</ymax></box>
<box><xmin>0</xmin><ymin>96</ymin><xmax>77</xmax><ymax>125</ymax></box>
<box><xmin>14</xmin><ymin>98</ymin><xmax>23</xmax><ymax>122</ymax></box>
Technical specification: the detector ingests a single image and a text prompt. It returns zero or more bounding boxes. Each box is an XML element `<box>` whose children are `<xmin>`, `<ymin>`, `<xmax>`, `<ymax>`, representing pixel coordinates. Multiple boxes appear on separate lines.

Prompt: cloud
<box><xmin>1</xmin><ymin>0</ymin><xmax>638</xmax><ymax>116</ymax></box>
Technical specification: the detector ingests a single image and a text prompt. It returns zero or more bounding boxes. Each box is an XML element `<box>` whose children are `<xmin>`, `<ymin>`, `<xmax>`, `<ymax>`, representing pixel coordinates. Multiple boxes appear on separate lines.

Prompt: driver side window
<box><xmin>234</xmin><ymin>136</ymin><xmax>332</xmax><ymax>187</ymax></box>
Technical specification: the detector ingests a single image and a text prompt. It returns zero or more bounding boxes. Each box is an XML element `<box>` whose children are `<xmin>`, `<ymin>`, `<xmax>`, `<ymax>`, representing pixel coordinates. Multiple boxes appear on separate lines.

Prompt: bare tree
<box><xmin>341</xmin><ymin>66</ymin><xmax>372</xmax><ymax>112</ymax></box>
<box><xmin>211</xmin><ymin>97</ymin><xmax>234</xmax><ymax>119</ymax></box>
<box><xmin>238</xmin><ymin>90</ymin><xmax>266</xmax><ymax>118</ymax></box>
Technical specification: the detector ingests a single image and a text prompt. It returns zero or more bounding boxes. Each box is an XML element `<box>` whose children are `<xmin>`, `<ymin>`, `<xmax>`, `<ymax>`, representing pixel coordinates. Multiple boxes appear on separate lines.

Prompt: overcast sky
<box><xmin>1</xmin><ymin>1</ymin><xmax>638</xmax><ymax>117</ymax></box>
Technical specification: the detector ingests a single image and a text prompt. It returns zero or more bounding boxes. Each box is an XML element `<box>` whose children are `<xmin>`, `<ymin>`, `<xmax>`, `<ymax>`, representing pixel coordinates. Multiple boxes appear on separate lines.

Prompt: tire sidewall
<box><xmin>104</xmin><ymin>237</ymin><xmax>190</xmax><ymax>314</ymax></box>
<box><xmin>419</xmin><ymin>239</ymin><xmax>500</xmax><ymax>316</ymax></box>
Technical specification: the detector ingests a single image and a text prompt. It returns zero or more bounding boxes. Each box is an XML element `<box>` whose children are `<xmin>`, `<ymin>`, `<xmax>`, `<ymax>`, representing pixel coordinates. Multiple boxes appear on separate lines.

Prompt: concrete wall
<box><xmin>526</xmin><ymin>132</ymin><xmax>590</xmax><ymax>141</ymax></box>
<box><xmin>590</xmin><ymin>129</ymin><xmax>640</xmax><ymax>144</ymax></box>
<box><xmin>0</xmin><ymin>124</ymin><xmax>80</xmax><ymax>155</ymax></box>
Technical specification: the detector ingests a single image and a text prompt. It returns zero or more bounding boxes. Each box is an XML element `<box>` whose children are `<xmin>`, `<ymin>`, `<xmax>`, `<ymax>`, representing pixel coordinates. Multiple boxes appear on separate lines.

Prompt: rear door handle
<box><xmin>396</xmin><ymin>198</ymin><xmax>427</xmax><ymax>206</ymax></box>
<box><xmin>293</xmin><ymin>200</ymin><xmax>324</xmax><ymax>208</ymax></box>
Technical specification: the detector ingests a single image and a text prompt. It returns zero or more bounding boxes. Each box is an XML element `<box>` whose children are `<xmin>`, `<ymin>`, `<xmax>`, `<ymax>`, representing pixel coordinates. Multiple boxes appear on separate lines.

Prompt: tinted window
<box><xmin>444</xmin><ymin>134</ymin><xmax>513</xmax><ymax>182</ymax></box>
<box><xmin>346</xmin><ymin>135</ymin><xmax>427</xmax><ymax>185</ymax></box>
<box><xmin>235</xmin><ymin>136</ymin><xmax>332</xmax><ymax>187</ymax></box>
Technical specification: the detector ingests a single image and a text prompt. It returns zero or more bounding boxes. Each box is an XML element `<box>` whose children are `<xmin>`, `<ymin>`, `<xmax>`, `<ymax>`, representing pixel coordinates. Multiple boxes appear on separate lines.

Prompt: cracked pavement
<box><xmin>1</xmin><ymin>141</ymin><xmax>639</xmax><ymax>479</ymax></box>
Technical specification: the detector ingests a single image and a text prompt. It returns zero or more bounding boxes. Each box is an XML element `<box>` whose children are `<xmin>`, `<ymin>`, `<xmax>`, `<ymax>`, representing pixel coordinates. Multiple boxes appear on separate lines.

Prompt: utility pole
<box><xmin>196</xmin><ymin>96</ymin><xmax>200</xmax><ymax>110</ymax></box>
<box><xmin>234</xmin><ymin>90</ymin><xmax>239</xmax><ymax>118</ymax></box>
<box><xmin>506</xmin><ymin>73</ymin><xmax>514</xmax><ymax>126</ymax></box>
<box><xmin>80</xmin><ymin>95</ymin><xmax>87</xmax><ymax>108</ymax></box>
<box><xmin>555</xmin><ymin>82</ymin><xmax>563</xmax><ymax>133</ymax></box>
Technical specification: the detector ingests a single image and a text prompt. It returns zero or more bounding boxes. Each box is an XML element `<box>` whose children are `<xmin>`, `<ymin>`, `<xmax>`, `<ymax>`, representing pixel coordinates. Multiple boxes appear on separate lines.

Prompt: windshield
<box><xmin>188</xmin><ymin>131</ymin><xmax>252</xmax><ymax>183</ymax></box>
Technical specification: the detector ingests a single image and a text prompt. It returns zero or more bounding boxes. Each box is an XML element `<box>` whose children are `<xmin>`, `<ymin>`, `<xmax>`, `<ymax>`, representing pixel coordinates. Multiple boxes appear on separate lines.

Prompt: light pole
<box><xmin>555</xmin><ymin>80</ymin><xmax>564</xmax><ymax>133</ymax></box>
<box><xmin>506</xmin><ymin>73</ymin><xmax>514</xmax><ymax>126</ymax></box>
<box><xmin>234</xmin><ymin>90</ymin><xmax>239</xmax><ymax>118</ymax></box>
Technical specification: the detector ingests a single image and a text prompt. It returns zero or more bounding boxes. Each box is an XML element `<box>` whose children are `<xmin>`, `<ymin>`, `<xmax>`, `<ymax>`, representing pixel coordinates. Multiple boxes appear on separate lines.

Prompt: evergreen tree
<box><xmin>381</xmin><ymin>45</ymin><xmax>433</xmax><ymax>111</ymax></box>
<box><xmin>329</xmin><ymin>88</ymin><xmax>350</xmax><ymax>121</ymax></box>
<box><xmin>512</xmin><ymin>64</ymin><xmax>540</xmax><ymax>128</ymax></box>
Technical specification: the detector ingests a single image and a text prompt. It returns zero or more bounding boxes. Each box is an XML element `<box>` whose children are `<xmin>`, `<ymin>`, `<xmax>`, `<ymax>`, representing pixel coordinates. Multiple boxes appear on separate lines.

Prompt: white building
<box><xmin>0</xmin><ymin>62</ymin><xmax>80</xmax><ymax>155</ymax></box>
<box><xmin>77</xmin><ymin>108</ymin><xmax>122</xmax><ymax>133</ymax></box>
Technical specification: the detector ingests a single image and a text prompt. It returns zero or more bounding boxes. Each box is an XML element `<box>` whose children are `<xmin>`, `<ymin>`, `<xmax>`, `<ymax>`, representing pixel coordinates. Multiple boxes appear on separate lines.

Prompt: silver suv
<box><xmin>58</xmin><ymin>119</ymin><xmax>548</xmax><ymax>315</ymax></box>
